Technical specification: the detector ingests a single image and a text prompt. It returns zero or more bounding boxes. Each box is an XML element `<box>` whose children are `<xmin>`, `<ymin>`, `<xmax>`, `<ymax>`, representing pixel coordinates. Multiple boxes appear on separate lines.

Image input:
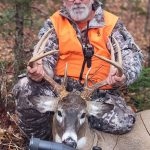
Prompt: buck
<box><xmin>28</xmin><ymin>29</ymin><xmax>150</xmax><ymax>150</ymax></box>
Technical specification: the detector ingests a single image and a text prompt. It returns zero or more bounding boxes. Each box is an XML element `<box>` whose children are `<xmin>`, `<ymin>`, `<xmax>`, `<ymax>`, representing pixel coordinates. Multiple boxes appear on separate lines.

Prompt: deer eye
<box><xmin>57</xmin><ymin>110</ymin><xmax>62</xmax><ymax>117</ymax></box>
<box><xmin>80</xmin><ymin>113</ymin><xmax>86</xmax><ymax>119</ymax></box>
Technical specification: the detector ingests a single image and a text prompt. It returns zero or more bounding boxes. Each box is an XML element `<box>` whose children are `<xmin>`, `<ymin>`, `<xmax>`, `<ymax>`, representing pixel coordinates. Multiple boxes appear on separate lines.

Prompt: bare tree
<box><xmin>13</xmin><ymin>1</ymin><xmax>25</xmax><ymax>79</ymax></box>
<box><xmin>144</xmin><ymin>0</ymin><xmax>150</xmax><ymax>35</ymax></box>
<box><xmin>144</xmin><ymin>0</ymin><xmax>150</xmax><ymax>67</ymax></box>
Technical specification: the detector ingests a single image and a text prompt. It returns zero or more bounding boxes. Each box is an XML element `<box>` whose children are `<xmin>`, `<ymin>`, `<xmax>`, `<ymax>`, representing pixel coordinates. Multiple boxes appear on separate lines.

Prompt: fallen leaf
<box><xmin>0</xmin><ymin>128</ymin><xmax>6</xmax><ymax>140</ymax></box>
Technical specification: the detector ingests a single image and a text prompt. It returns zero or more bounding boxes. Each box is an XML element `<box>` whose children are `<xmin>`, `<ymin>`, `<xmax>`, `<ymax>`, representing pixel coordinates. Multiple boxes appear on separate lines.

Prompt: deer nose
<box><xmin>92</xmin><ymin>146</ymin><xmax>102</xmax><ymax>150</ymax></box>
<box><xmin>63</xmin><ymin>137</ymin><xmax>77</xmax><ymax>148</ymax></box>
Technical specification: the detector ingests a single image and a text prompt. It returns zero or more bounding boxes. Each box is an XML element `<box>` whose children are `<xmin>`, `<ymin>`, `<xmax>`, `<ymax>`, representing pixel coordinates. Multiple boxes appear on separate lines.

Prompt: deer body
<box><xmin>79</xmin><ymin>110</ymin><xmax>150</xmax><ymax>150</ymax></box>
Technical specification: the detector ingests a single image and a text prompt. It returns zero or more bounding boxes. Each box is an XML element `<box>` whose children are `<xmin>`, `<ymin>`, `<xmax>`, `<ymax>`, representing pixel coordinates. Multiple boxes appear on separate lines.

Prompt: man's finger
<box><xmin>114</xmin><ymin>75</ymin><xmax>126</xmax><ymax>82</ymax></box>
<box><xmin>27</xmin><ymin>66</ymin><xmax>38</xmax><ymax>74</ymax></box>
<box><xmin>110</xmin><ymin>68</ymin><xmax>118</xmax><ymax>76</ymax></box>
<box><xmin>36</xmin><ymin>65</ymin><xmax>43</xmax><ymax>75</ymax></box>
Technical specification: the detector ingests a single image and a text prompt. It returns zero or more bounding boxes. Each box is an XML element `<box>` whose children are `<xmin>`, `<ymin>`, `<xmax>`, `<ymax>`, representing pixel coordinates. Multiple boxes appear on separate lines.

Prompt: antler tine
<box><xmin>84</xmin><ymin>67</ymin><xmax>92</xmax><ymax>88</ymax></box>
<box><xmin>108</xmin><ymin>38</ymin><xmax>115</xmax><ymax>64</ymax></box>
<box><xmin>28</xmin><ymin>50</ymin><xmax>59</xmax><ymax>66</ymax></box>
<box><xmin>81</xmin><ymin>67</ymin><xmax>107</xmax><ymax>100</ymax></box>
<box><xmin>28</xmin><ymin>50</ymin><xmax>68</xmax><ymax>99</ymax></box>
<box><xmin>112</xmin><ymin>36</ymin><xmax>122</xmax><ymax>66</ymax></box>
<box><xmin>38</xmin><ymin>33</ymin><xmax>51</xmax><ymax>54</ymax></box>
<box><xmin>34</xmin><ymin>29</ymin><xmax>52</xmax><ymax>54</ymax></box>
<box><xmin>94</xmin><ymin>37</ymin><xmax>123</xmax><ymax>77</ymax></box>
<box><xmin>28</xmin><ymin>28</ymin><xmax>59</xmax><ymax>66</ymax></box>
<box><xmin>28</xmin><ymin>29</ymin><xmax>68</xmax><ymax>99</ymax></box>
<box><xmin>44</xmin><ymin>61</ymin><xmax>68</xmax><ymax>99</ymax></box>
<box><xmin>94</xmin><ymin>54</ymin><xmax>123</xmax><ymax>76</ymax></box>
<box><xmin>44</xmin><ymin>72</ymin><xmax>69</xmax><ymax>99</ymax></box>
<box><xmin>81</xmin><ymin>37</ymin><xmax>123</xmax><ymax>100</ymax></box>
<box><xmin>109</xmin><ymin>36</ymin><xmax>123</xmax><ymax>76</ymax></box>
<box><xmin>62</xmin><ymin>63</ymin><xmax>68</xmax><ymax>88</ymax></box>
<box><xmin>107</xmin><ymin>37</ymin><xmax>117</xmax><ymax>76</ymax></box>
<box><xmin>81</xmin><ymin>68</ymin><xmax>98</xmax><ymax>100</ymax></box>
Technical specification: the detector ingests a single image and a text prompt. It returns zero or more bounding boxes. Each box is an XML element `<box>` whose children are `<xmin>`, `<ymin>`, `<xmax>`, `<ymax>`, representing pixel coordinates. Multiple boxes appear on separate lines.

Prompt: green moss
<box><xmin>128</xmin><ymin>68</ymin><xmax>150</xmax><ymax>110</ymax></box>
<box><xmin>129</xmin><ymin>68</ymin><xmax>150</xmax><ymax>91</ymax></box>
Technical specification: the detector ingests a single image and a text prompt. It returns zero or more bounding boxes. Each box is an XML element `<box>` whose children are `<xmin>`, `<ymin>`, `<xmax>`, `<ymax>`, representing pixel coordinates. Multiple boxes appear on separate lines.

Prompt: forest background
<box><xmin>0</xmin><ymin>0</ymin><xmax>150</xmax><ymax>149</ymax></box>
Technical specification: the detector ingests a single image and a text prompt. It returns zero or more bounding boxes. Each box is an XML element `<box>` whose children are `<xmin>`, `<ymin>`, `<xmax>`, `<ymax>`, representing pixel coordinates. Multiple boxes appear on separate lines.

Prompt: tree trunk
<box><xmin>14</xmin><ymin>2</ymin><xmax>25</xmax><ymax>80</ymax></box>
<box><xmin>144</xmin><ymin>0</ymin><xmax>150</xmax><ymax>67</ymax></box>
<box><xmin>144</xmin><ymin>0</ymin><xmax>150</xmax><ymax>36</ymax></box>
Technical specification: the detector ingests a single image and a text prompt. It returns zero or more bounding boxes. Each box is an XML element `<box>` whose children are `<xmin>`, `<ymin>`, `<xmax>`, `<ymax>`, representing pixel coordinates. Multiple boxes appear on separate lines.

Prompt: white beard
<box><xmin>67</xmin><ymin>2</ymin><xmax>93</xmax><ymax>22</ymax></box>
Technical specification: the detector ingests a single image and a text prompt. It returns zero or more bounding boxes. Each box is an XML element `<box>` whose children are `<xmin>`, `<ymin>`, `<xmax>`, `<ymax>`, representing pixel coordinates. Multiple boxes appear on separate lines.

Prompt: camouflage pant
<box><xmin>13</xmin><ymin>75</ymin><xmax>135</xmax><ymax>140</ymax></box>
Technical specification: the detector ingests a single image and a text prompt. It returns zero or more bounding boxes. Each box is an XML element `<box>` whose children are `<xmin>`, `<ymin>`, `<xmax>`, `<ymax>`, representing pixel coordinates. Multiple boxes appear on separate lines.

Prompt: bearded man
<box><xmin>13</xmin><ymin>0</ymin><xmax>143</xmax><ymax>140</ymax></box>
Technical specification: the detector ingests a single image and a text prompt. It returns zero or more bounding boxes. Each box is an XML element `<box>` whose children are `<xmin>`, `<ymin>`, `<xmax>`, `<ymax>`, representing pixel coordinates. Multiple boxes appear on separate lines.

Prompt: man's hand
<box><xmin>27</xmin><ymin>60</ymin><xmax>45</xmax><ymax>82</ymax></box>
<box><xmin>107</xmin><ymin>68</ymin><xmax>126</xmax><ymax>87</ymax></box>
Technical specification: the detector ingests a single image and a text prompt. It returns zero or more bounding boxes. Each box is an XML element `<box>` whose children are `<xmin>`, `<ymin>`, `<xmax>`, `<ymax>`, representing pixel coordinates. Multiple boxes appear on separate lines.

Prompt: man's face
<box><xmin>63</xmin><ymin>0</ymin><xmax>93</xmax><ymax>22</ymax></box>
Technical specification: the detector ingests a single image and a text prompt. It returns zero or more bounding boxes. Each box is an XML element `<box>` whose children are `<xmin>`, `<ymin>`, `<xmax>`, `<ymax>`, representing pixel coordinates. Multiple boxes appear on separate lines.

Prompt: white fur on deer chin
<box><xmin>55</xmin><ymin>133</ymin><xmax>86</xmax><ymax>149</ymax></box>
<box><xmin>55</xmin><ymin>134</ymin><xmax>62</xmax><ymax>143</ymax></box>
<box><xmin>80</xmin><ymin>117</ymin><xmax>86</xmax><ymax>125</ymax></box>
<box><xmin>62</xmin><ymin>130</ymin><xmax>77</xmax><ymax>142</ymax></box>
<box><xmin>77</xmin><ymin>137</ymin><xmax>87</xmax><ymax>149</ymax></box>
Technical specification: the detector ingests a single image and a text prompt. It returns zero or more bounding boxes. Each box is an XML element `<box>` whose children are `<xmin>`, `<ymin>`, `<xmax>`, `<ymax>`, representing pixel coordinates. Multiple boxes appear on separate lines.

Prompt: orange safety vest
<box><xmin>50</xmin><ymin>11</ymin><xmax>118</xmax><ymax>89</ymax></box>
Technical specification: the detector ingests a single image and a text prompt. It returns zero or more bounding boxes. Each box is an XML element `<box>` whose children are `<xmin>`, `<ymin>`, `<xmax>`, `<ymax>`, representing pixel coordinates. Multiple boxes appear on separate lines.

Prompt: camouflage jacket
<box><xmin>34</xmin><ymin>1</ymin><xmax>143</xmax><ymax>86</ymax></box>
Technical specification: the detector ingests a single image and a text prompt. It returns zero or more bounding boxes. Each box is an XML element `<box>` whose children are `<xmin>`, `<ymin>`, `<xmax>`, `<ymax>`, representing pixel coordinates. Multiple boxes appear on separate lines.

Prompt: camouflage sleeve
<box><xmin>33</xmin><ymin>18</ymin><xmax>59</xmax><ymax>77</ymax></box>
<box><xmin>110</xmin><ymin>19</ymin><xmax>143</xmax><ymax>86</ymax></box>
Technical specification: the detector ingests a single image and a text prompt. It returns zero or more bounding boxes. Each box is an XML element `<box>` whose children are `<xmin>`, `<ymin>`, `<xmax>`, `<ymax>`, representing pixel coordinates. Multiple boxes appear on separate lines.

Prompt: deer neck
<box><xmin>77</xmin><ymin>119</ymin><xmax>99</xmax><ymax>150</ymax></box>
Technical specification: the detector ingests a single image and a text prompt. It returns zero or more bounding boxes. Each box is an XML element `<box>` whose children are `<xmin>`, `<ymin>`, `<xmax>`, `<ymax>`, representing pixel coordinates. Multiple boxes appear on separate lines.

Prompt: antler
<box><xmin>81</xmin><ymin>36</ymin><xmax>123</xmax><ymax>100</ymax></box>
<box><xmin>28</xmin><ymin>29</ymin><xmax>68</xmax><ymax>99</ymax></box>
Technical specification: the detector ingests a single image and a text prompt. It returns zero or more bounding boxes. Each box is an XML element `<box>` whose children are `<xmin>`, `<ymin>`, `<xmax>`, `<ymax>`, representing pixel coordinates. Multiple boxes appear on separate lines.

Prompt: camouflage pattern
<box><xmin>13</xmin><ymin>75</ymin><xmax>135</xmax><ymax>139</ymax></box>
<box><xmin>38</xmin><ymin>2</ymin><xmax>143</xmax><ymax>86</ymax></box>
<box><xmin>13</xmin><ymin>1</ymin><xmax>142</xmax><ymax>139</ymax></box>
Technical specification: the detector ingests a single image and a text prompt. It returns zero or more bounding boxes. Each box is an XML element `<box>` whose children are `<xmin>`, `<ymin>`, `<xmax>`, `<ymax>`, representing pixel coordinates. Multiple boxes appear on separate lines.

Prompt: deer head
<box><xmin>29</xmin><ymin>29</ymin><xmax>123</xmax><ymax>149</ymax></box>
<box><xmin>32</xmin><ymin>91</ymin><xmax>114</xmax><ymax>149</ymax></box>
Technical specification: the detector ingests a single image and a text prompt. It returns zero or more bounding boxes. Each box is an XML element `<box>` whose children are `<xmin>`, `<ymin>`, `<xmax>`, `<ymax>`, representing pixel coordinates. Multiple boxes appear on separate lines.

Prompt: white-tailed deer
<box><xmin>28</xmin><ymin>29</ymin><xmax>150</xmax><ymax>150</ymax></box>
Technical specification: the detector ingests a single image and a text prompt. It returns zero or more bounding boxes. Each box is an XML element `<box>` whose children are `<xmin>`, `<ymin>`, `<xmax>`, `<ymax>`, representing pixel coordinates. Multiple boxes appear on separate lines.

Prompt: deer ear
<box><xmin>31</xmin><ymin>96</ymin><xmax>59</xmax><ymax>113</ymax></box>
<box><xmin>87</xmin><ymin>101</ymin><xmax>114</xmax><ymax>117</ymax></box>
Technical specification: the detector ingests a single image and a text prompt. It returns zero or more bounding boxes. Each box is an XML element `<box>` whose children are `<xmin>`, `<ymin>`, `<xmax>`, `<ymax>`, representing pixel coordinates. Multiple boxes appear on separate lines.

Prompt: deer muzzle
<box><xmin>63</xmin><ymin>137</ymin><xmax>77</xmax><ymax>149</ymax></box>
